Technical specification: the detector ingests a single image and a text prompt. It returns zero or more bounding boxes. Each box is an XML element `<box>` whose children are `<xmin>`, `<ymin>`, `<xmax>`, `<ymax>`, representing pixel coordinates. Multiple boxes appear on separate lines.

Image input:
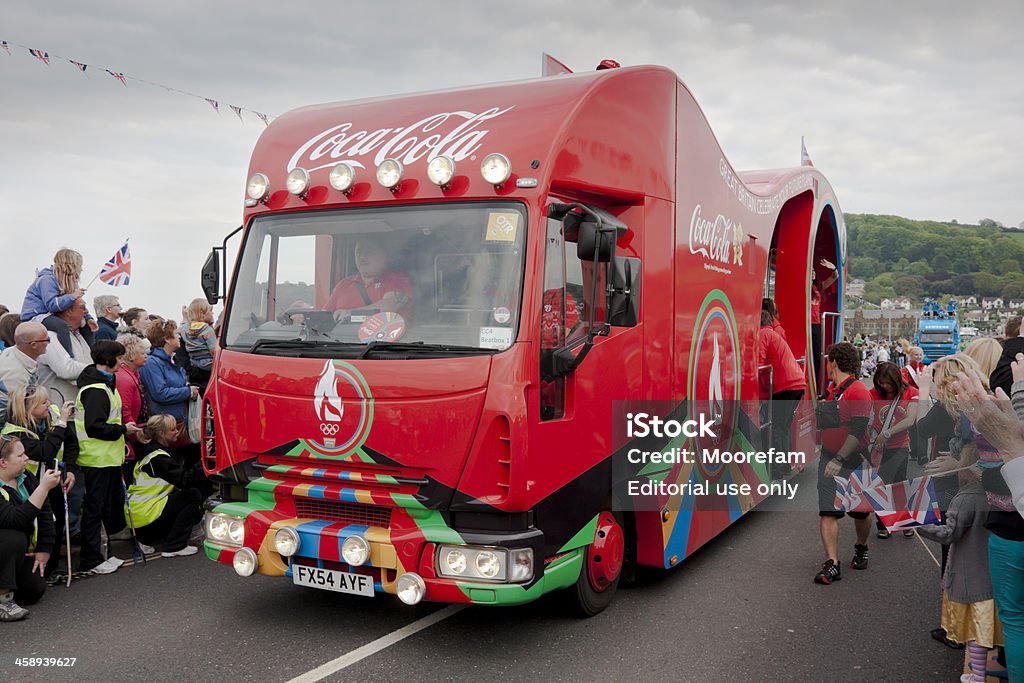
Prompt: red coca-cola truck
<box><xmin>199</xmin><ymin>62</ymin><xmax>844</xmax><ymax>614</ymax></box>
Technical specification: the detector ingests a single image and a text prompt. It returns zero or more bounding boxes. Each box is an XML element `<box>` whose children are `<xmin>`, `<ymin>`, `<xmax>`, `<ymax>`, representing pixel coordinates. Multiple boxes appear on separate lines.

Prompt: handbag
<box><xmin>815</xmin><ymin>376</ymin><xmax>857</xmax><ymax>430</ymax></box>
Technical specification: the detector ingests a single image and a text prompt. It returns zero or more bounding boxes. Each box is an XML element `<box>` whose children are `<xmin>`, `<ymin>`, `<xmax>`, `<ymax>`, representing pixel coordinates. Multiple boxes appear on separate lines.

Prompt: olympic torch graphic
<box><xmin>315</xmin><ymin>360</ymin><xmax>344</xmax><ymax>445</ymax></box>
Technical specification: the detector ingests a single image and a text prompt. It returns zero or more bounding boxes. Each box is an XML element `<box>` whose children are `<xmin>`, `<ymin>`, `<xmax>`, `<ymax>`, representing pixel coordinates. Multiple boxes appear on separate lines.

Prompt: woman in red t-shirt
<box><xmin>868</xmin><ymin>362</ymin><xmax>921</xmax><ymax>537</ymax></box>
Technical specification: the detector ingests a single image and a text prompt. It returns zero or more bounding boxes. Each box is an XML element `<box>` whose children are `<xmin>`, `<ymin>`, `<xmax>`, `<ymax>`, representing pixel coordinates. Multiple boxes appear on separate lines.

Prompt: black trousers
<box><xmin>80</xmin><ymin>466</ymin><xmax>126</xmax><ymax>571</ymax></box>
<box><xmin>134</xmin><ymin>489</ymin><xmax>204</xmax><ymax>552</ymax></box>
<box><xmin>0</xmin><ymin>529</ymin><xmax>46</xmax><ymax>605</ymax></box>
<box><xmin>811</xmin><ymin>323</ymin><xmax>824</xmax><ymax>393</ymax></box>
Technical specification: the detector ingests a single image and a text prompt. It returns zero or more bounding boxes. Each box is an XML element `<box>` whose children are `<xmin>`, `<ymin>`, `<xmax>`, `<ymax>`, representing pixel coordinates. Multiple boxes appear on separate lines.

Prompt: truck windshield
<box><xmin>920</xmin><ymin>331</ymin><xmax>955</xmax><ymax>344</ymax></box>
<box><xmin>223</xmin><ymin>202</ymin><xmax>526</xmax><ymax>357</ymax></box>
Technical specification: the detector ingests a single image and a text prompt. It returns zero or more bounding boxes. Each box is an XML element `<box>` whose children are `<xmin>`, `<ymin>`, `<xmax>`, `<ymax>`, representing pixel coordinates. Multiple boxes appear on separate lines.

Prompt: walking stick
<box><xmin>119</xmin><ymin>471</ymin><xmax>145</xmax><ymax>566</ymax></box>
<box><xmin>60</xmin><ymin>464</ymin><xmax>72</xmax><ymax>587</ymax></box>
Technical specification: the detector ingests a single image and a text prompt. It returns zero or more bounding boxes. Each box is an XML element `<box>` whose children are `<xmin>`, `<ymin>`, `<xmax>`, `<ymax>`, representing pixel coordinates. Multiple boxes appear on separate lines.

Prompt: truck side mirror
<box><xmin>201</xmin><ymin>249</ymin><xmax>221</xmax><ymax>305</ymax></box>
<box><xmin>576</xmin><ymin>221</ymin><xmax>615</xmax><ymax>262</ymax></box>
<box><xmin>607</xmin><ymin>256</ymin><xmax>640</xmax><ymax>327</ymax></box>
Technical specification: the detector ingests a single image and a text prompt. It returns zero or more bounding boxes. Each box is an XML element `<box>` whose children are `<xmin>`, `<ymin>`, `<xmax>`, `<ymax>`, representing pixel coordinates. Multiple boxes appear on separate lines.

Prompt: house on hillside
<box><xmin>1008</xmin><ymin>300</ymin><xmax>1024</xmax><ymax>311</ymax></box>
<box><xmin>881</xmin><ymin>297</ymin><xmax>912</xmax><ymax>310</ymax></box>
<box><xmin>965</xmin><ymin>309</ymin><xmax>987</xmax><ymax>322</ymax></box>
<box><xmin>963</xmin><ymin>295</ymin><xmax>978</xmax><ymax>306</ymax></box>
<box><xmin>983</xmin><ymin>297</ymin><xmax>1005</xmax><ymax>310</ymax></box>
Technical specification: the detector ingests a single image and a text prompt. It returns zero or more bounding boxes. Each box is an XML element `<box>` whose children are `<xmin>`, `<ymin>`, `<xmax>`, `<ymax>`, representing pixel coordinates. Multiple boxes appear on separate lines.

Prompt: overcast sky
<box><xmin>2</xmin><ymin>1</ymin><xmax>1021</xmax><ymax>319</ymax></box>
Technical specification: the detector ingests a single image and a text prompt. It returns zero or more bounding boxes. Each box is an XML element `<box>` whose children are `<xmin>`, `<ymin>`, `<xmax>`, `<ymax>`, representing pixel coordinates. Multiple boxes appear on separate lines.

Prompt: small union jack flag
<box><xmin>229</xmin><ymin>104</ymin><xmax>244</xmax><ymax>123</ymax></box>
<box><xmin>105</xmin><ymin>69</ymin><xmax>126</xmax><ymax>86</ymax></box>
<box><xmin>70</xmin><ymin>60</ymin><xmax>88</xmax><ymax>72</ymax></box>
<box><xmin>28</xmin><ymin>48</ymin><xmax>49</xmax><ymax>65</ymax></box>
<box><xmin>98</xmin><ymin>243</ymin><xmax>132</xmax><ymax>287</ymax></box>
<box><xmin>255</xmin><ymin>112</ymin><xmax>269</xmax><ymax>126</ymax></box>
<box><xmin>835</xmin><ymin>467</ymin><xmax>940</xmax><ymax>530</ymax></box>
<box><xmin>205</xmin><ymin>98</ymin><xmax>219</xmax><ymax>113</ymax></box>
<box><xmin>1</xmin><ymin>41</ymin><xmax>11</xmax><ymax>56</ymax></box>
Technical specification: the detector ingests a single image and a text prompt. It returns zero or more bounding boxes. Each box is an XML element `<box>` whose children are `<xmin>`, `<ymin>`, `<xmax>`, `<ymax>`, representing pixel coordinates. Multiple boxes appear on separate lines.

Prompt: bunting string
<box><xmin>1</xmin><ymin>39</ymin><xmax>274</xmax><ymax>126</ymax></box>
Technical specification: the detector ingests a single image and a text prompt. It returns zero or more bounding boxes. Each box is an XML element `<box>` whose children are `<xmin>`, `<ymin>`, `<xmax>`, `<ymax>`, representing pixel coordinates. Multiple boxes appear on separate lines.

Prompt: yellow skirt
<box><xmin>942</xmin><ymin>593</ymin><xmax>1004</xmax><ymax>648</ymax></box>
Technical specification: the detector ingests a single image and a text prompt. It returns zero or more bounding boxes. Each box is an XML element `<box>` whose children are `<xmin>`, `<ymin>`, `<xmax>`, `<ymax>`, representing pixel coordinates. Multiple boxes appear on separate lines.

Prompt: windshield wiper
<box><xmin>248</xmin><ymin>338</ymin><xmax>363</xmax><ymax>354</ymax></box>
<box><xmin>357</xmin><ymin>341</ymin><xmax>499</xmax><ymax>359</ymax></box>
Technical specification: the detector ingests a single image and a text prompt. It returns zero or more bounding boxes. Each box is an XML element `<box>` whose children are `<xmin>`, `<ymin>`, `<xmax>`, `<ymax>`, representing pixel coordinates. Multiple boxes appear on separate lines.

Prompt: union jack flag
<box><xmin>834</xmin><ymin>465</ymin><xmax>883</xmax><ymax>514</ymax></box>
<box><xmin>2</xmin><ymin>41</ymin><xmax>10</xmax><ymax>56</ymax></box>
<box><xmin>98</xmin><ymin>243</ymin><xmax>132</xmax><ymax>287</ymax></box>
<box><xmin>835</xmin><ymin>468</ymin><xmax>940</xmax><ymax>530</ymax></box>
<box><xmin>28</xmin><ymin>48</ymin><xmax>49</xmax><ymax>65</ymax></box>
<box><xmin>105</xmin><ymin>69</ymin><xmax>126</xmax><ymax>86</ymax></box>
<box><xmin>801</xmin><ymin>136</ymin><xmax>814</xmax><ymax>167</ymax></box>
<box><xmin>70</xmin><ymin>60</ymin><xmax>88</xmax><ymax>72</ymax></box>
<box><xmin>255</xmin><ymin>112</ymin><xmax>269</xmax><ymax>126</ymax></box>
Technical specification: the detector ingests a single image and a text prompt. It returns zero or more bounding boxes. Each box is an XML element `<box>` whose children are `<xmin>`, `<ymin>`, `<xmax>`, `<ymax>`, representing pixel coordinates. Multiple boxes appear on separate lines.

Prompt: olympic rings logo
<box><xmin>320</xmin><ymin>423</ymin><xmax>340</xmax><ymax>435</ymax></box>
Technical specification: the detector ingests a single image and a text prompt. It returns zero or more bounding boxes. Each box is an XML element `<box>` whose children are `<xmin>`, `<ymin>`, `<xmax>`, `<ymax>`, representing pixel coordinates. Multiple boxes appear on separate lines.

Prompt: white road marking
<box><xmin>286</xmin><ymin>604</ymin><xmax>465</xmax><ymax>682</ymax></box>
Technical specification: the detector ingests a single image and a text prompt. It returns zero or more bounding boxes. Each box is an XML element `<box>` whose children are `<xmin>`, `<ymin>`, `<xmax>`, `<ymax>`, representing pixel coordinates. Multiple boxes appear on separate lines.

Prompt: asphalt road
<box><xmin>4</xmin><ymin>467</ymin><xmax>963</xmax><ymax>683</ymax></box>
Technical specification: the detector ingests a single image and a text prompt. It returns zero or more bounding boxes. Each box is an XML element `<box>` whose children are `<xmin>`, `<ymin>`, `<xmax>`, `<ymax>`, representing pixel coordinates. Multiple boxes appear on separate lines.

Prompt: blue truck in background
<box><xmin>914</xmin><ymin>317</ymin><xmax>960</xmax><ymax>363</ymax></box>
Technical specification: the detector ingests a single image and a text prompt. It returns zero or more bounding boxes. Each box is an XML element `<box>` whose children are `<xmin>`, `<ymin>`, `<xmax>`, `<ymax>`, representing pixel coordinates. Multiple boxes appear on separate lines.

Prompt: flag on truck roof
<box><xmin>98</xmin><ymin>242</ymin><xmax>132</xmax><ymax>287</ymax></box>
<box><xmin>801</xmin><ymin>136</ymin><xmax>813</xmax><ymax>166</ymax></box>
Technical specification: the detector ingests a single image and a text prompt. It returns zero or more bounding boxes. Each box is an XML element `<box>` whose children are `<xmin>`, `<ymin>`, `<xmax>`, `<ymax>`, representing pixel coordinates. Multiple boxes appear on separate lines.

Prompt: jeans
<box><xmin>989</xmin><ymin>533</ymin><xmax>1024</xmax><ymax>681</ymax></box>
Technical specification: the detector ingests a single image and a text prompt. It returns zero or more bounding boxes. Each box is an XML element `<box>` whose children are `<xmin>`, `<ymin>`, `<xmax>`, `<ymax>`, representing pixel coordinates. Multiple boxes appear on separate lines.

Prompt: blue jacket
<box><xmin>138</xmin><ymin>348</ymin><xmax>190</xmax><ymax>420</ymax></box>
<box><xmin>95</xmin><ymin>317</ymin><xmax>119</xmax><ymax>341</ymax></box>
<box><xmin>21</xmin><ymin>267</ymin><xmax>78</xmax><ymax>320</ymax></box>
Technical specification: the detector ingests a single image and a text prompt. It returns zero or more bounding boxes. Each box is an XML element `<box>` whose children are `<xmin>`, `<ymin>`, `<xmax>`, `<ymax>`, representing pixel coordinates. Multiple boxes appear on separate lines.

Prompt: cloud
<box><xmin>1</xmin><ymin>0</ymin><xmax>1022</xmax><ymax>316</ymax></box>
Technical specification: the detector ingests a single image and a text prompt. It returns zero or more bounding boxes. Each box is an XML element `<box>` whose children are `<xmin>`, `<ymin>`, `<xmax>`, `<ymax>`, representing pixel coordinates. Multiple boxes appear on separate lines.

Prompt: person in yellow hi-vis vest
<box><xmin>125</xmin><ymin>415</ymin><xmax>204</xmax><ymax>557</ymax></box>
<box><xmin>75</xmin><ymin>340</ymin><xmax>142</xmax><ymax>576</ymax></box>
<box><xmin>0</xmin><ymin>434</ymin><xmax>60</xmax><ymax>622</ymax></box>
<box><xmin>2</xmin><ymin>385</ymin><xmax>78</xmax><ymax>581</ymax></box>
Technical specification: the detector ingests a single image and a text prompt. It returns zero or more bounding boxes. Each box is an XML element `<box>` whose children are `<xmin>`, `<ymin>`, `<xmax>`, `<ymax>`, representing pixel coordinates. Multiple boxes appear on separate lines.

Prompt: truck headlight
<box><xmin>443</xmin><ymin>549</ymin><xmax>467</xmax><ymax>575</ymax></box>
<box><xmin>207</xmin><ymin>513</ymin><xmax>245</xmax><ymax>547</ymax></box>
<box><xmin>341</xmin><ymin>535</ymin><xmax>370</xmax><ymax>566</ymax></box>
<box><xmin>329</xmin><ymin>162</ymin><xmax>356</xmax><ymax>192</ymax></box>
<box><xmin>509</xmin><ymin>548</ymin><xmax>534</xmax><ymax>582</ymax></box>
<box><xmin>274</xmin><ymin>527</ymin><xmax>300</xmax><ymax>557</ymax></box>
<box><xmin>227</xmin><ymin>518</ymin><xmax>245</xmax><ymax>545</ymax></box>
<box><xmin>246</xmin><ymin>173</ymin><xmax>269</xmax><ymax>201</ymax></box>
<box><xmin>436</xmin><ymin>545</ymin><xmax>526</xmax><ymax>582</ymax></box>
<box><xmin>427</xmin><ymin>155</ymin><xmax>456</xmax><ymax>186</ymax></box>
<box><xmin>286</xmin><ymin>167</ymin><xmax>310</xmax><ymax>195</ymax></box>
<box><xmin>233</xmin><ymin>547</ymin><xmax>258</xmax><ymax>577</ymax></box>
<box><xmin>475</xmin><ymin>551</ymin><xmax>500</xmax><ymax>579</ymax></box>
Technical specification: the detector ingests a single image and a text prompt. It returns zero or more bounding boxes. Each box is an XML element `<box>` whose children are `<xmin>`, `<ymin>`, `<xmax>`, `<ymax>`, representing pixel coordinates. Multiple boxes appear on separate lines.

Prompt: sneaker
<box><xmin>814</xmin><ymin>559</ymin><xmax>842</xmax><ymax>585</ymax></box>
<box><xmin>0</xmin><ymin>596</ymin><xmax>29</xmax><ymax>621</ymax></box>
<box><xmin>903</xmin><ymin>530</ymin><xmax>915</xmax><ymax>537</ymax></box>
<box><xmin>851</xmin><ymin>544</ymin><xmax>870</xmax><ymax>570</ymax></box>
<box><xmin>138</xmin><ymin>543</ymin><xmax>156</xmax><ymax>555</ymax></box>
<box><xmin>161</xmin><ymin>545</ymin><xmax>199</xmax><ymax>558</ymax></box>
<box><xmin>85</xmin><ymin>558</ymin><xmax>120</xmax><ymax>575</ymax></box>
<box><xmin>877</xmin><ymin>529</ymin><xmax>891</xmax><ymax>539</ymax></box>
<box><xmin>107</xmin><ymin>528</ymin><xmax>135</xmax><ymax>542</ymax></box>
<box><xmin>106</xmin><ymin>556</ymin><xmax>125</xmax><ymax>568</ymax></box>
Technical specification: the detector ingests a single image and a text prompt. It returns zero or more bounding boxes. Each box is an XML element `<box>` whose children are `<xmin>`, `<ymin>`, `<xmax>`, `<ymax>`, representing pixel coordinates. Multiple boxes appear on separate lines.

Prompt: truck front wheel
<box><xmin>571</xmin><ymin>511</ymin><xmax>624</xmax><ymax>617</ymax></box>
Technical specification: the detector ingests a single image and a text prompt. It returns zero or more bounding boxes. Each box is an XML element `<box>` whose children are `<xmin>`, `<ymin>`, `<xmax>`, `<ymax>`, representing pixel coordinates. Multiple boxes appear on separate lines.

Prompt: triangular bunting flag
<box><xmin>28</xmin><ymin>48</ymin><xmax>50</xmax><ymax>65</ymax></box>
<box><xmin>229</xmin><ymin>104</ymin><xmax>244</xmax><ymax>123</ymax></box>
<box><xmin>1</xmin><ymin>41</ymin><xmax>11</xmax><ymax>56</ymax></box>
<box><xmin>105</xmin><ymin>69</ymin><xmax>126</xmax><ymax>85</ymax></box>
<box><xmin>255</xmin><ymin>112</ymin><xmax>269</xmax><ymax>126</ymax></box>
<box><xmin>70</xmin><ymin>60</ymin><xmax>88</xmax><ymax>72</ymax></box>
<box><xmin>205</xmin><ymin>98</ymin><xmax>220</xmax><ymax>113</ymax></box>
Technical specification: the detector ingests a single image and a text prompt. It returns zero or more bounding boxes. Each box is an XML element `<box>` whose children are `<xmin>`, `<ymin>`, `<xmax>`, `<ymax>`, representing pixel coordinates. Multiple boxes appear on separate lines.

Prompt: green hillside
<box><xmin>845</xmin><ymin>214</ymin><xmax>1024</xmax><ymax>302</ymax></box>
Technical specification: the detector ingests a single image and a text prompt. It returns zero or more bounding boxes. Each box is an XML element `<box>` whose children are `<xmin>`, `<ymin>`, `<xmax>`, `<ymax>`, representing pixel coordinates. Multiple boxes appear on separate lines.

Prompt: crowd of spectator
<box><xmin>1</xmin><ymin>248</ymin><xmax>217</xmax><ymax>622</ymax></box>
<box><xmin>808</xmin><ymin>321</ymin><xmax>1024</xmax><ymax>681</ymax></box>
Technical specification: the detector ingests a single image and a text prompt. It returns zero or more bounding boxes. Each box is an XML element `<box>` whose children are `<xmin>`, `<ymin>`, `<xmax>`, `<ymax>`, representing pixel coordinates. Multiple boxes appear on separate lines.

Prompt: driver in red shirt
<box><xmin>327</xmin><ymin>237</ymin><xmax>413</xmax><ymax>321</ymax></box>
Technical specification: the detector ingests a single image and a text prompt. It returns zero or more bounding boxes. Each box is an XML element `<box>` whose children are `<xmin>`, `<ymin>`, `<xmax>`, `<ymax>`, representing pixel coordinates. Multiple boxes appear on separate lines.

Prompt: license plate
<box><xmin>292</xmin><ymin>565</ymin><xmax>375</xmax><ymax>597</ymax></box>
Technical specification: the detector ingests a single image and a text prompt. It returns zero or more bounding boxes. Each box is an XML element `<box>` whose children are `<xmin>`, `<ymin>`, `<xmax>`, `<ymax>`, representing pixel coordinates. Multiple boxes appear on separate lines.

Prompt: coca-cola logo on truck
<box><xmin>287</xmin><ymin>106</ymin><xmax>515</xmax><ymax>173</ymax></box>
<box><xmin>689</xmin><ymin>204</ymin><xmax>744</xmax><ymax>269</ymax></box>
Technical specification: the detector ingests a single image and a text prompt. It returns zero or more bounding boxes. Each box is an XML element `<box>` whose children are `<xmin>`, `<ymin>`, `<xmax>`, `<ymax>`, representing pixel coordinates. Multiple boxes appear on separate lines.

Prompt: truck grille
<box><xmin>294</xmin><ymin>499</ymin><xmax>392</xmax><ymax>528</ymax></box>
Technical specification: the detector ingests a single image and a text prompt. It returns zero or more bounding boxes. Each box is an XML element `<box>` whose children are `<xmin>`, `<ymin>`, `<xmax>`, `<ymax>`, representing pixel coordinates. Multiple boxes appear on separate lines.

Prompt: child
<box><xmin>182</xmin><ymin>298</ymin><xmax>216</xmax><ymax>393</ymax></box>
<box><xmin>916</xmin><ymin>444</ymin><xmax>1003</xmax><ymax>683</ymax></box>
<box><xmin>20</xmin><ymin>248</ymin><xmax>93</xmax><ymax>353</ymax></box>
